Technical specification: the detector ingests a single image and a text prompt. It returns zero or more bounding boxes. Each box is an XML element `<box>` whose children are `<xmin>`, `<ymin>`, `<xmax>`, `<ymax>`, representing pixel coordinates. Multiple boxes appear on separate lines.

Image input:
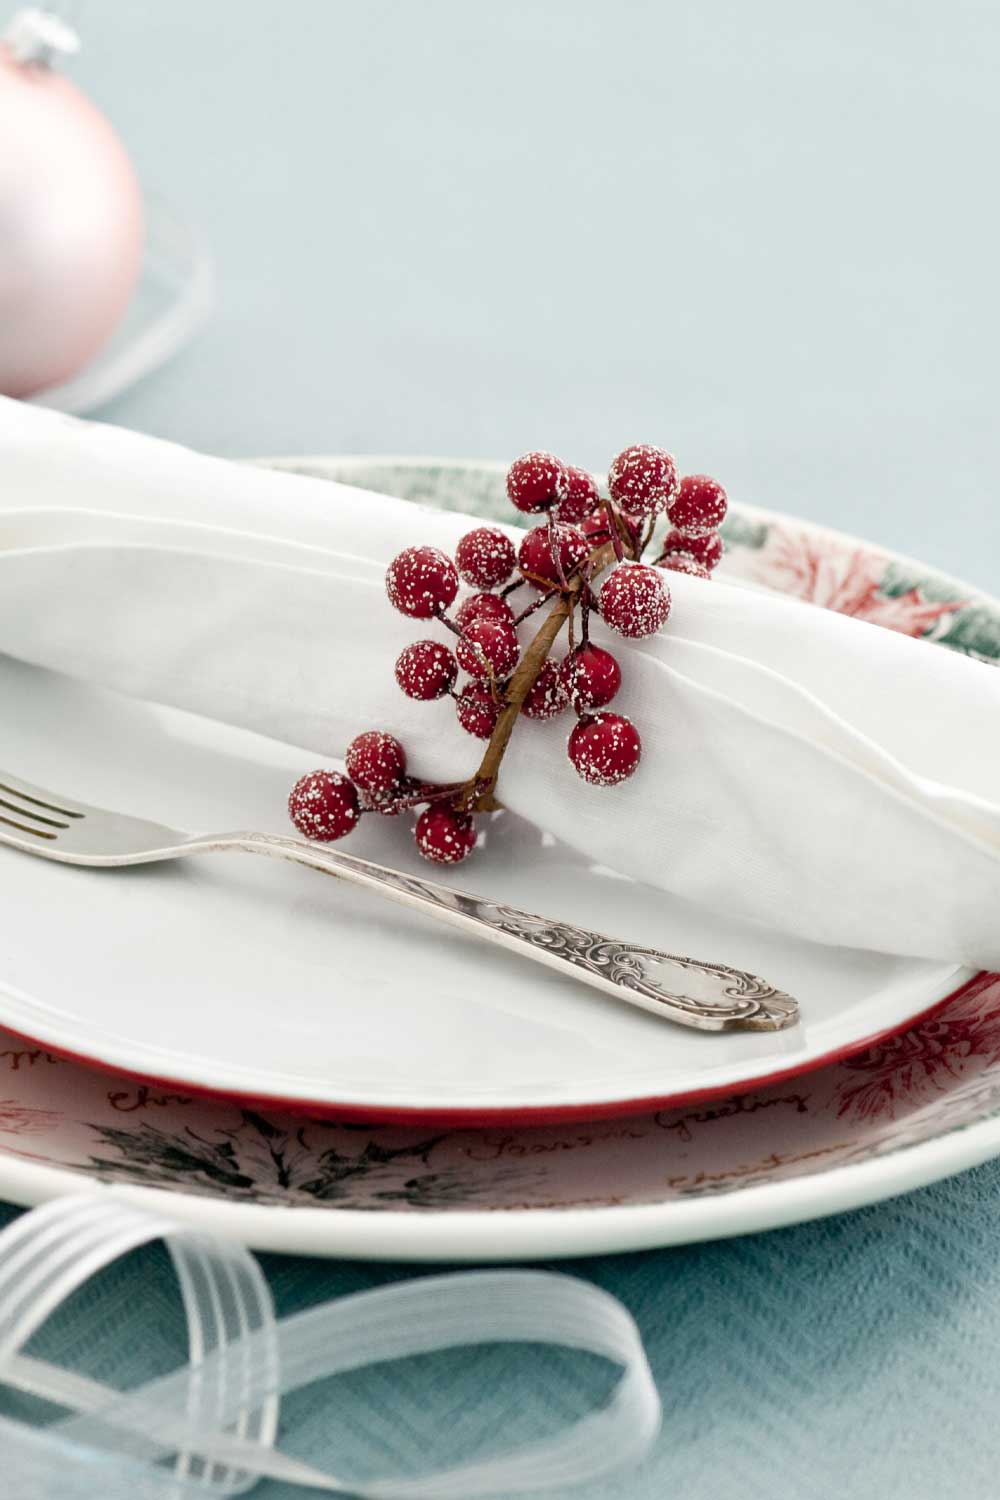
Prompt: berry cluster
<box><xmin>289</xmin><ymin>444</ymin><xmax>727</xmax><ymax>865</ymax></box>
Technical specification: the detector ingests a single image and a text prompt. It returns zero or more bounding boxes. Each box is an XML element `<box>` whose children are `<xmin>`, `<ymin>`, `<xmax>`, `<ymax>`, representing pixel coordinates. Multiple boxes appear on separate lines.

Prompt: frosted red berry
<box><xmin>658</xmin><ymin>553</ymin><xmax>711</xmax><ymax>580</ymax></box>
<box><xmin>345</xmin><ymin>731</ymin><xmax>406</xmax><ymax>795</ymax></box>
<box><xmin>517</xmin><ymin>522</ymin><xmax>590</xmax><ymax>589</ymax></box>
<box><xmin>395</xmin><ymin>639</ymin><xmax>458</xmax><ymax>701</ymax></box>
<box><xmin>455</xmin><ymin>592</ymin><xmax>516</xmax><ymax>631</ymax></box>
<box><xmin>555</xmin><ymin>466</ymin><xmax>600</xmax><ymax>525</ymax></box>
<box><xmin>360</xmin><ymin>782</ymin><xmax>412</xmax><ymax>817</ymax></box>
<box><xmin>559</xmin><ymin>644</ymin><xmax>621</xmax><ymax>712</ymax></box>
<box><xmin>455</xmin><ymin>527</ymin><xmax>517</xmax><ymax>589</ymax></box>
<box><xmin>607</xmin><ymin>444</ymin><xmax>677</xmax><ymax>517</ymax></box>
<box><xmin>455</xmin><ymin>682</ymin><xmax>501</xmax><ymax>738</ymax></box>
<box><xmin>567</xmin><ymin>713</ymin><xmax>642</xmax><ymax>787</ymax></box>
<box><xmin>415</xmin><ymin>805</ymin><xmax>478</xmax><ymax>865</ymax></box>
<box><xmin>580</xmin><ymin>507</ymin><xmax>642</xmax><ymax>551</ymax></box>
<box><xmin>520</xmin><ymin>658</ymin><xmax>569</xmax><ymax>720</ymax></box>
<box><xmin>599</xmin><ymin>562</ymin><xmax>671</xmax><ymax>639</ymax></box>
<box><xmin>288</xmin><ymin>769</ymin><xmax>360</xmax><ymax>841</ymax></box>
<box><xmin>506</xmin><ymin>451</ymin><xmax>569</xmax><ymax>513</ymax></box>
<box><xmin>670</xmin><ymin>474</ymin><xmax>728</xmax><ymax>537</ymax></box>
<box><xmin>660</xmin><ymin>527</ymin><xmax>723</xmax><ymax>571</ymax></box>
<box><xmin>456</xmin><ymin>618</ymin><xmax>520</xmax><ymax>680</ymax></box>
<box><xmin>386</xmin><ymin>545</ymin><xmax>459</xmax><ymax>619</ymax></box>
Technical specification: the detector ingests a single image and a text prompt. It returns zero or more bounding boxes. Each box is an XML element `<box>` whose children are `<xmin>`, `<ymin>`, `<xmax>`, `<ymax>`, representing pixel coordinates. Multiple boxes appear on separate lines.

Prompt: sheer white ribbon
<box><xmin>0</xmin><ymin>1195</ymin><xmax>660</xmax><ymax>1498</ymax></box>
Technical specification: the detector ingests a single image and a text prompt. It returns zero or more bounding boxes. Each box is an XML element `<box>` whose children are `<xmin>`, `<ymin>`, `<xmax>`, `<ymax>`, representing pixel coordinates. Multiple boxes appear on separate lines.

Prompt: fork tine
<box><xmin>0</xmin><ymin>769</ymin><xmax>189</xmax><ymax>864</ymax></box>
<box><xmin>0</xmin><ymin>814</ymin><xmax>57</xmax><ymax>840</ymax></box>
<box><xmin>0</xmin><ymin>779</ymin><xmax>84</xmax><ymax>820</ymax></box>
<box><xmin>0</xmin><ymin>773</ymin><xmax>88</xmax><ymax>840</ymax></box>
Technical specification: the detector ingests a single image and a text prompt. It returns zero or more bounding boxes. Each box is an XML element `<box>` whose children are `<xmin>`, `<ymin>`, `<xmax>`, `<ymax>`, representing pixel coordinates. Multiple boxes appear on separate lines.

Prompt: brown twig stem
<box><xmin>462</xmin><ymin>532</ymin><xmax>634</xmax><ymax>812</ymax></box>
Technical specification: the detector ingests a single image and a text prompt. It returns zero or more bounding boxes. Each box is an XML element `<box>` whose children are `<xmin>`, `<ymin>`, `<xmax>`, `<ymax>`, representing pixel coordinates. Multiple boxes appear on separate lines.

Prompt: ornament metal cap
<box><xmin>4</xmin><ymin>7</ymin><xmax>80</xmax><ymax>67</ymax></box>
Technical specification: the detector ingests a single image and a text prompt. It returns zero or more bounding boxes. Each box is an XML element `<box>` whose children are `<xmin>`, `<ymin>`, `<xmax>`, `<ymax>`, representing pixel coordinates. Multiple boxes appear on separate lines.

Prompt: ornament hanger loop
<box><xmin>4</xmin><ymin>7</ymin><xmax>80</xmax><ymax>68</ymax></box>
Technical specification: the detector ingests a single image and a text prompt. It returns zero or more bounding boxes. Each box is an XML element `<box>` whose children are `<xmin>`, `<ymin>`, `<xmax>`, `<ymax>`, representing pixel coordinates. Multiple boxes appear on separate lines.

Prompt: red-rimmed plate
<box><xmin>0</xmin><ymin>456</ymin><xmax>992</xmax><ymax>1126</ymax></box>
<box><xmin>0</xmin><ymin>973</ymin><xmax>999</xmax><ymax>1260</ymax></box>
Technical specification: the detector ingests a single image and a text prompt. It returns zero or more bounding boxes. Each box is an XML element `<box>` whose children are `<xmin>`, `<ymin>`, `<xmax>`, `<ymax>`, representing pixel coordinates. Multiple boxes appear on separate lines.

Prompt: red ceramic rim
<box><xmin>0</xmin><ymin>972</ymin><xmax>986</xmax><ymax>1127</ymax></box>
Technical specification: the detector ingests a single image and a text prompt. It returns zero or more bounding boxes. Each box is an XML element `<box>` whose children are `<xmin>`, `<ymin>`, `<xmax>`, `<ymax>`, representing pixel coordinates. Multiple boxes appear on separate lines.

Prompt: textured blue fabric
<box><xmin>3</xmin><ymin>1165</ymin><xmax>1000</xmax><ymax>1498</ymax></box>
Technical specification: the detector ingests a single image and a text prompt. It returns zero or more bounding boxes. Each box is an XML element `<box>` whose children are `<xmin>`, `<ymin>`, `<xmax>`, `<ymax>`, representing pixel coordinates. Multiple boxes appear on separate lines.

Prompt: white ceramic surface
<box><xmin>0</xmin><ymin>654</ymin><xmax>969</xmax><ymax>1119</ymax></box>
<box><xmin>0</xmin><ymin>973</ymin><xmax>999</xmax><ymax>1261</ymax></box>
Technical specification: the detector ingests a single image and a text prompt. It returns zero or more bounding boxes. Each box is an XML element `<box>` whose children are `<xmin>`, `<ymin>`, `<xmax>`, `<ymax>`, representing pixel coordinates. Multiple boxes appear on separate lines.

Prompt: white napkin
<box><xmin>2</xmin><ymin>397</ymin><xmax>1000</xmax><ymax>968</ymax></box>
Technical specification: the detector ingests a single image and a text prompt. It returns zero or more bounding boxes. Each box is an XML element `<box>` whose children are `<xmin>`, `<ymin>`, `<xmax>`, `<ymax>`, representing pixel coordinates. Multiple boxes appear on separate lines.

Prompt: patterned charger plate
<box><xmin>0</xmin><ymin>974</ymin><xmax>999</xmax><ymax>1260</ymax></box>
<box><xmin>0</xmin><ymin>456</ymin><xmax>996</xmax><ymax>1258</ymax></box>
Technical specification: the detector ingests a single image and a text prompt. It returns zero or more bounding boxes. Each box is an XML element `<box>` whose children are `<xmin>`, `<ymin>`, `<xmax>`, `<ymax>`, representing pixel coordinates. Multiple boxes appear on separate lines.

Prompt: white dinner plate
<box><xmin>0</xmin><ymin>972</ymin><xmax>998</xmax><ymax>1261</ymax></box>
<box><xmin>0</xmin><ymin>457</ymin><xmax>991</xmax><ymax>1126</ymax></box>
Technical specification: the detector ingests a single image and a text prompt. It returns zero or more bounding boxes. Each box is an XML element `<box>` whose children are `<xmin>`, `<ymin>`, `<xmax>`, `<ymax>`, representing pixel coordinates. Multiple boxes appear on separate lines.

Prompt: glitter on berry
<box><xmin>455</xmin><ymin>527</ymin><xmax>517</xmax><ymax>589</ymax></box>
<box><xmin>607</xmin><ymin>444</ymin><xmax>678</xmax><ymax>517</ymax></box>
<box><xmin>506</xmin><ymin>451</ymin><xmax>570</xmax><ymax>513</ymax></box>
<box><xmin>517</xmin><ymin>523</ymin><xmax>591</xmax><ymax>589</ymax></box>
<box><xmin>521</xmin><ymin>658</ymin><xmax>570</xmax><ymax>720</ymax></box>
<box><xmin>567</xmin><ymin>713</ymin><xmax>642</xmax><ymax>787</ymax></box>
<box><xmin>455</xmin><ymin>682</ymin><xmax>501</xmax><ymax>738</ymax></box>
<box><xmin>288</xmin><ymin>770</ymin><xmax>361</xmax><ymax>841</ymax></box>
<box><xmin>659</xmin><ymin>527</ymin><xmax>723</xmax><ymax>570</ymax></box>
<box><xmin>559</xmin><ymin>644</ymin><xmax>622</xmax><ymax>712</ymax></box>
<box><xmin>669</xmin><ymin>475</ymin><xmax>728</xmax><ymax>537</ymax></box>
<box><xmin>415</xmin><ymin>805</ymin><xmax>478</xmax><ymax>864</ymax></box>
<box><xmin>345</xmin><ymin>731</ymin><xmax>407</xmax><ymax>794</ymax></box>
<box><xmin>455</xmin><ymin>592</ymin><xmax>517</xmax><ymax>630</ymax></box>
<box><xmin>395</xmin><ymin>639</ymin><xmax>458</xmax><ymax>700</ymax></box>
<box><xmin>386</xmin><ymin>545</ymin><xmax>459</xmax><ymax>619</ymax></box>
<box><xmin>555</xmin><ymin>466</ymin><xmax>601</xmax><ymax>525</ymax></box>
<box><xmin>658</xmin><ymin>553</ymin><xmax>711</xmax><ymax>579</ymax></box>
<box><xmin>456</xmin><ymin>618</ymin><xmax>521</xmax><ymax>680</ymax></box>
<box><xmin>599</xmin><ymin>561</ymin><xmax>671</xmax><ymax>639</ymax></box>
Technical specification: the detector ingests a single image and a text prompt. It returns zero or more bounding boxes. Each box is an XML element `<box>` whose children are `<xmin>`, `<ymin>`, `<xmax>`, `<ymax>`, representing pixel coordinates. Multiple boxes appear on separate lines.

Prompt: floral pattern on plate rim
<box><xmin>1</xmin><ymin>975</ymin><xmax>1000</xmax><ymax>1212</ymax></box>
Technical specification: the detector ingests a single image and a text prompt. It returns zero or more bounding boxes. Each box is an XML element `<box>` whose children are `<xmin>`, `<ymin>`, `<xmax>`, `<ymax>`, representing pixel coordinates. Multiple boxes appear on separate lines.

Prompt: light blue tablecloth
<box><xmin>6</xmin><ymin>1169</ymin><xmax>1000</xmax><ymax>1498</ymax></box>
<box><xmin>6</xmin><ymin>2</ymin><xmax>1000</xmax><ymax>1493</ymax></box>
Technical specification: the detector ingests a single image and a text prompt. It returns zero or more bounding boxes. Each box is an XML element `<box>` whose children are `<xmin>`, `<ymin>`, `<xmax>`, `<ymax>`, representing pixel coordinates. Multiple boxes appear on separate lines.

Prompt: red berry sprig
<box><xmin>289</xmin><ymin>444</ymin><xmax>729</xmax><ymax>865</ymax></box>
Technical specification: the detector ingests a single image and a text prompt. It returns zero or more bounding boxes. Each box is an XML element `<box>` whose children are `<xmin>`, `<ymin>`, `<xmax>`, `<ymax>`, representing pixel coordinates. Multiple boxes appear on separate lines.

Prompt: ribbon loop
<box><xmin>0</xmin><ymin>1193</ymin><xmax>660</xmax><ymax>1497</ymax></box>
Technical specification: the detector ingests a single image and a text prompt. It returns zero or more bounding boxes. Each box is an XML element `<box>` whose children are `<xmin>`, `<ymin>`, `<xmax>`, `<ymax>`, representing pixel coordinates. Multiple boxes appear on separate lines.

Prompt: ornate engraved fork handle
<box><xmin>204</xmin><ymin>832</ymin><xmax>799</xmax><ymax>1033</ymax></box>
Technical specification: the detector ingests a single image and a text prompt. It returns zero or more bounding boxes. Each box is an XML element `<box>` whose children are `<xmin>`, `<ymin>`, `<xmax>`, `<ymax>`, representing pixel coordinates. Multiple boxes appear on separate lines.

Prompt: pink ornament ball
<box><xmin>0</xmin><ymin>48</ymin><xmax>144</xmax><ymax>396</ymax></box>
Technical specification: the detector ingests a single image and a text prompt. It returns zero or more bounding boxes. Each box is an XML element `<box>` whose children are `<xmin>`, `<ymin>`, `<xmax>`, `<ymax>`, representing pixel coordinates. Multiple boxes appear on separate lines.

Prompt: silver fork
<box><xmin>0</xmin><ymin>771</ymin><xmax>798</xmax><ymax>1033</ymax></box>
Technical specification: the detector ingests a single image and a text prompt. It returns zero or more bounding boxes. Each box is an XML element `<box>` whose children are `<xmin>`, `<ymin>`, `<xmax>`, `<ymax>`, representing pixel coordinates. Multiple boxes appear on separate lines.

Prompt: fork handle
<box><xmin>197</xmin><ymin>831</ymin><xmax>798</xmax><ymax>1033</ymax></box>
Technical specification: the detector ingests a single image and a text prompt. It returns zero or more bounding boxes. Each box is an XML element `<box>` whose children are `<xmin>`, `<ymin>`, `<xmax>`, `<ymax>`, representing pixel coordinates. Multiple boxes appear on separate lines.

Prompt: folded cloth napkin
<box><xmin>2</xmin><ymin>397</ymin><xmax>1000</xmax><ymax>968</ymax></box>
